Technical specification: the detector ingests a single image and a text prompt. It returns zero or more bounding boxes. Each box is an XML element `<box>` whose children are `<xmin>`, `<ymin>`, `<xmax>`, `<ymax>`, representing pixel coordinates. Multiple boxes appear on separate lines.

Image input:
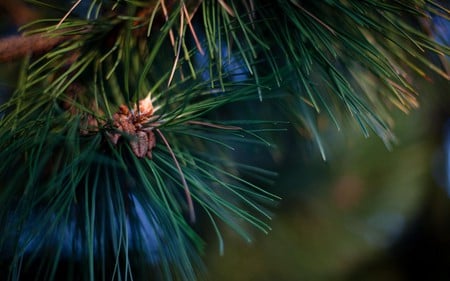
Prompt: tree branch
<box><xmin>0</xmin><ymin>34</ymin><xmax>69</xmax><ymax>63</ymax></box>
<box><xmin>0</xmin><ymin>0</ymin><xmax>39</xmax><ymax>26</ymax></box>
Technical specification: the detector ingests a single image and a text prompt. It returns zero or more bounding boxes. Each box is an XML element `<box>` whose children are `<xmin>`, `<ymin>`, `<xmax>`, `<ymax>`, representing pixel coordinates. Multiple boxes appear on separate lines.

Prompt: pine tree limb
<box><xmin>0</xmin><ymin>0</ymin><xmax>39</xmax><ymax>26</ymax></box>
<box><xmin>0</xmin><ymin>34</ymin><xmax>69</xmax><ymax>63</ymax></box>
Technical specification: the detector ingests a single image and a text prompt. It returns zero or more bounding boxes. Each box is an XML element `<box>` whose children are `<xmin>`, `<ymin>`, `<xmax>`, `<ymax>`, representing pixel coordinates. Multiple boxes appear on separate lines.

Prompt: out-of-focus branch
<box><xmin>0</xmin><ymin>0</ymin><xmax>39</xmax><ymax>26</ymax></box>
<box><xmin>0</xmin><ymin>34</ymin><xmax>69</xmax><ymax>63</ymax></box>
<box><xmin>0</xmin><ymin>0</ymin><xmax>59</xmax><ymax>63</ymax></box>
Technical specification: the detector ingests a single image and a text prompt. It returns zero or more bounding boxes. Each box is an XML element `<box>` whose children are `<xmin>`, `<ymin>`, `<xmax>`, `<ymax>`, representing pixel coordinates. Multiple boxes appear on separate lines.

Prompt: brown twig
<box><xmin>0</xmin><ymin>34</ymin><xmax>69</xmax><ymax>63</ymax></box>
<box><xmin>0</xmin><ymin>0</ymin><xmax>39</xmax><ymax>26</ymax></box>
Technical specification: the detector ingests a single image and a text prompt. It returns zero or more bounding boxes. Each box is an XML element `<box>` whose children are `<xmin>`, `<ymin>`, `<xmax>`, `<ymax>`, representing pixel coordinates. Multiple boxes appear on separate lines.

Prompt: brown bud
<box><xmin>131</xmin><ymin>131</ymin><xmax>149</xmax><ymax>158</ymax></box>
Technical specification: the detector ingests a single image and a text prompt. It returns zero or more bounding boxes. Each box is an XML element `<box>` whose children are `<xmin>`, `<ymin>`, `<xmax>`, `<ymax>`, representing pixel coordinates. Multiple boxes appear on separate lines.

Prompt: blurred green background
<box><xmin>204</xmin><ymin>75</ymin><xmax>450</xmax><ymax>280</ymax></box>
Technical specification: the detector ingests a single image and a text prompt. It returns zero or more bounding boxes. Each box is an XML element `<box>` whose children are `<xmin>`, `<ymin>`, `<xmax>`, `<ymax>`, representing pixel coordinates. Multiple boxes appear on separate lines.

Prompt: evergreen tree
<box><xmin>0</xmin><ymin>1</ymin><xmax>449</xmax><ymax>280</ymax></box>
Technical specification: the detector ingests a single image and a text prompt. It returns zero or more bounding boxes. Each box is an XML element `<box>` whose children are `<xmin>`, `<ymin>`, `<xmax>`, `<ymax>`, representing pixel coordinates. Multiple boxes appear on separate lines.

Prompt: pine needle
<box><xmin>156</xmin><ymin>129</ymin><xmax>196</xmax><ymax>223</ymax></box>
<box><xmin>55</xmin><ymin>0</ymin><xmax>81</xmax><ymax>29</ymax></box>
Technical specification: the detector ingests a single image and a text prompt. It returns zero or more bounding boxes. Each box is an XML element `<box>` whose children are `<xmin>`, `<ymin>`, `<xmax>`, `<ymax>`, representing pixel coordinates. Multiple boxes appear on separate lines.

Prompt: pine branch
<box><xmin>0</xmin><ymin>1</ymin><xmax>449</xmax><ymax>281</ymax></box>
<box><xmin>0</xmin><ymin>0</ymin><xmax>39</xmax><ymax>26</ymax></box>
<box><xmin>0</xmin><ymin>34</ymin><xmax>69</xmax><ymax>63</ymax></box>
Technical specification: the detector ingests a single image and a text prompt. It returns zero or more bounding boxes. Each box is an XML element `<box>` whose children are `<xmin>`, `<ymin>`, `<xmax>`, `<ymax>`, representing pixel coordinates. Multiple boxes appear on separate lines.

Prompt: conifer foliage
<box><xmin>0</xmin><ymin>1</ymin><xmax>449</xmax><ymax>280</ymax></box>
